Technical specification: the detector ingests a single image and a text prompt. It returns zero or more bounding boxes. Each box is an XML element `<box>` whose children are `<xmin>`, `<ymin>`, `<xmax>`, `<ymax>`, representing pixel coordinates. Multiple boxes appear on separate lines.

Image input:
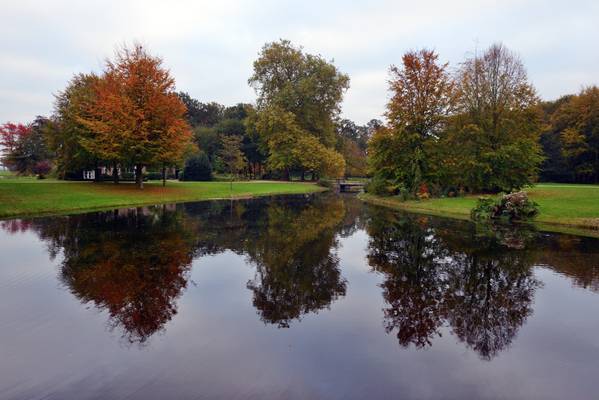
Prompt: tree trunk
<box><xmin>284</xmin><ymin>168</ymin><xmax>290</xmax><ymax>181</ymax></box>
<box><xmin>135</xmin><ymin>163</ymin><xmax>144</xmax><ymax>189</ymax></box>
<box><xmin>94</xmin><ymin>161</ymin><xmax>101</xmax><ymax>183</ymax></box>
<box><xmin>112</xmin><ymin>161</ymin><xmax>119</xmax><ymax>184</ymax></box>
<box><xmin>175</xmin><ymin>167</ymin><xmax>180</xmax><ymax>180</ymax></box>
<box><xmin>162</xmin><ymin>163</ymin><xmax>166</xmax><ymax>187</ymax></box>
<box><xmin>301</xmin><ymin>170</ymin><xmax>305</xmax><ymax>181</ymax></box>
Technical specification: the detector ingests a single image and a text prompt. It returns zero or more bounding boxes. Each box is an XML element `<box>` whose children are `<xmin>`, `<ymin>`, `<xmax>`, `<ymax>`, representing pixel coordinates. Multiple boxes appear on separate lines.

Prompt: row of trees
<box><xmin>4</xmin><ymin>40</ymin><xmax>593</xmax><ymax>188</ymax></box>
<box><xmin>368</xmin><ymin>44</ymin><xmax>544</xmax><ymax>196</ymax></box>
<box><xmin>179</xmin><ymin>90</ymin><xmax>377</xmax><ymax>181</ymax></box>
<box><xmin>2</xmin><ymin>41</ymin><xmax>373</xmax><ymax>184</ymax></box>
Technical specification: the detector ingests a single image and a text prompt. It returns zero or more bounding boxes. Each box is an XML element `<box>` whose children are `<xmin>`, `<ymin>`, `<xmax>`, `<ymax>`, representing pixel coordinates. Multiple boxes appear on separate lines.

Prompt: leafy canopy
<box><xmin>248</xmin><ymin>40</ymin><xmax>348</xmax><ymax>179</ymax></box>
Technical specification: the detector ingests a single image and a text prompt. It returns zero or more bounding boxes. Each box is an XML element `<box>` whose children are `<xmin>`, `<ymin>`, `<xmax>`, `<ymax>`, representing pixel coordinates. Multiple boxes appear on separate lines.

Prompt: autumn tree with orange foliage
<box><xmin>80</xmin><ymin>44</ymin><xmax>193</xmax><ymax>188</ymax></box>
<box><xmin>368</xmin><ymin>49</ymin><xmax>455</xmax><ymax>195</ymax></box>
<box><xmin>386</xmin><ymin>49</ymin><xmax>456</xmax><ymax>139</ymax></box>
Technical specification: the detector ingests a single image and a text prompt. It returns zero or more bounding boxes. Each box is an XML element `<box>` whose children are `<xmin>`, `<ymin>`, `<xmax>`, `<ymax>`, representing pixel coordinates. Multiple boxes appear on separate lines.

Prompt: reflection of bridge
<box><xmin>336</xmin><ymin>180</ymin><xmax>366</xmax><ymax>193</ymax></box>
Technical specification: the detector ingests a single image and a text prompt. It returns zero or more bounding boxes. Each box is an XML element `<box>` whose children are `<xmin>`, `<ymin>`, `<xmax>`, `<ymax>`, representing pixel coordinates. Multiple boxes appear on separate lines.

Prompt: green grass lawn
<box><xmin>0</xmin><ymin>179</ymin><xmax>324</xmax><ymax>218</ymax></box>
<box><xmin>360</xmin><ymin>183</ymin><xmax>599</xmax><ymax>235</ymax></box>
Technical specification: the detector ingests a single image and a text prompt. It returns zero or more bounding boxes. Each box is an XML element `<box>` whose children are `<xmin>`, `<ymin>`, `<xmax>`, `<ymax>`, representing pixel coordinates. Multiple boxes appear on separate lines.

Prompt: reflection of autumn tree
<box><xmin>31</xmin><ymin>206</ymin><xmax>197</xmax><ymax>344</ymax></box>
<box><xmin>367</xmin><ymin>209</ymin><xmax>447</xmax><ymax>347</ymax></box>
<box><xmin>444</xmin><ymin>252</ymin><xmax>538</xmax><ymax>360</ymax></box>
<box><xmin>246</xmin><ymin>196</ymin><xmax>347</xmax><ymax>327</ymax></box>
<box><xmin>366</xmin><ymin>206</ymin><xmax>540</xmax><ymax>359</ymax></box>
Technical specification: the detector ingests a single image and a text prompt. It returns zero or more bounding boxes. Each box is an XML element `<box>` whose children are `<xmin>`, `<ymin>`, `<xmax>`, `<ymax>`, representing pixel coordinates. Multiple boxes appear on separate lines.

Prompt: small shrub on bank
<box><xmin>471</xmin><ymin>191</ymin><xmax>539</xmax><ymax>221</ymax></box>
<box><xmin>182</xmin><ymin>152</ymin><xmax>212</xmax><ymax>181</ymax></box>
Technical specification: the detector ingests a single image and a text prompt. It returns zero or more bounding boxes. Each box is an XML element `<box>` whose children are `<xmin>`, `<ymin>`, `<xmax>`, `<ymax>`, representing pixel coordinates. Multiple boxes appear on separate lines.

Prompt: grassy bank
<box><xmin>0</xmin><ymin>179</ymin><xmax>324</xmax><ymax>218</ymax></box>
<box><xmin>360</xmin><ymin>183</ymin><xmax>599</xmax><ymax>236</ymax></box>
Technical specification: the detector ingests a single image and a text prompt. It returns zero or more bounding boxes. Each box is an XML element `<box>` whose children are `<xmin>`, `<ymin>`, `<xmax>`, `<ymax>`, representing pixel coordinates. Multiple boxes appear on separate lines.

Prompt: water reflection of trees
<box><xmin>3</xmin><ymin>194</ymin><xmax>352</xmax><ymax>340</ymax></box>
<box><xmin>22</xmin><ymin>206</ymin><xmax>197</xmax><ymax>344</ymax></box>
<box><xmin>444</xmin><ymin>252</ymin><xmax>538</xmax><ymax>359</ymax></box>
<box><xmin>366</xmin><ymin>207</ymin><xmax>541</xmax><ymax>360</ymax></box>
<box><xmin>3</xmin><ymin>195</ymin><xmax>599</xmax><ymax>349</ymax></box>
<box><xmin>185</xmin><ymin>195</ymin><xmax>349</xmax><ymax>328</ymax></box>
<box><xmin>368</xmin><ymin>215</ymin><xmax>447</xmax><ymax>348</ymax></box>
<box><xmin>244</xmin><ymin>197</ymin><xmax>347</xmax><ymax>327</ymax></box>
<box><xmin>533</xmin><ymin>235</ymin><xmax>599</xmax><ymax>292</ymax></box>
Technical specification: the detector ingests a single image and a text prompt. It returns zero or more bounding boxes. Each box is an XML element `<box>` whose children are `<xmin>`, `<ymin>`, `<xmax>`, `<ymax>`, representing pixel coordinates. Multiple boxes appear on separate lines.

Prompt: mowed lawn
<box><xmin>0</xmin><ymin>179</ymin><xmax>324</xmax><ymax>218</ymax></box>
<box><xmin>361</xmin><ymin>183</ymin><xmax>599</xmax><ymax>232</ymax></box>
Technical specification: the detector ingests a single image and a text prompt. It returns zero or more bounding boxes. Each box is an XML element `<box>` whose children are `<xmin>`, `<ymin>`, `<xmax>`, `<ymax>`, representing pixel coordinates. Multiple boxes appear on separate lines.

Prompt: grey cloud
<box><xmin>1</xmin><ymin>0</ymin><xmax>597</xmax><ymax>124</ymax></box>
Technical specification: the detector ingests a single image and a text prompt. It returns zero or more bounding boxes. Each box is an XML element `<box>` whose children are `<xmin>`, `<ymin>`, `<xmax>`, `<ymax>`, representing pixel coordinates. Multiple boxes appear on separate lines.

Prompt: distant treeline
<box><xmin>539</xmin><ymin>87</ymin><xmax>599</xmax><ymax>183</ymax></box>
<box><xmin>176</xmin><ymin>92</ymin><xmax>380</xmax><ymax>180</ymax></box>
<box><xmin>0</xmin><ymin>40</ymin><xmax>597</xmax><ymax>187</ymax></box>
<box><xmin>0</xmin><ymin>40</ymin><xmax>378</xmax><ymax>183</ymax></box>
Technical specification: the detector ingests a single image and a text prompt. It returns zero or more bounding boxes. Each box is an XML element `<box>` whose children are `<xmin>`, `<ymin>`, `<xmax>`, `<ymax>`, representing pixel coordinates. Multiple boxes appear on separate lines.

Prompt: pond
<box><xmin>1</xmin><ymin>193</ymin><xmax>598</xmax><ymax>399</ymax></box>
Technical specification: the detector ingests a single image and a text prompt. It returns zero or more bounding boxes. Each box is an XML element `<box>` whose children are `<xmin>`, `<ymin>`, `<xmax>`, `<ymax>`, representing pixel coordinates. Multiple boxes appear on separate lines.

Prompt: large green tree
<box><xmin>249</xmin><ymin>105</ymin><xmax>345</xmax><ymax>180</ymax></box>
<box><xmin>177</xmin><ymin>93</ymin><xmax>224</xmax><ymax>127</ymax></box>
<box><xmin>445</xmin><ymin>43</ymin><xmax>543</xmax><ymax>192</ymax></box>
<box><xmin>248</xmin><ymin>40</ymin><xmax>348</xmax><ymax>179</ymax></box>
<box><xmin>368</xmin><ymin>49</ymin><xmax>455</xmax><ymax>194</ymax></box>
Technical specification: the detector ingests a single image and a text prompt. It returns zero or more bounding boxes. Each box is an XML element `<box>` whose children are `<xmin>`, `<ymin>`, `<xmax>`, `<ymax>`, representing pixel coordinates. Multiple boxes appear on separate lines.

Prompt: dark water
<box><xmin>1</xmin><ymin>194</ymin><xmax>598</xmax><ymax>400</ymax></box>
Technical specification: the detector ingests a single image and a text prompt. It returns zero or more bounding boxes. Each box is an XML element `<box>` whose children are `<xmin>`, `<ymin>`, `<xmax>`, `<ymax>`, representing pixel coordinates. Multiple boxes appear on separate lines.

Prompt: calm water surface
<box><xmin>1</xmin><ymin>194</ymin><xmax>598</xmax><ymax>399</ymax></box>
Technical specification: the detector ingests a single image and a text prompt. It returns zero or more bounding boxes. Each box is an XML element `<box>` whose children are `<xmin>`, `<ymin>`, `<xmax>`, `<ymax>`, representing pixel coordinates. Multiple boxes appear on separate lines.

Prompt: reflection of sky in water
<box><xmin>0</xmin><ymin>195</ymin><xmax>598</xmax><ymax>400</ymax></box>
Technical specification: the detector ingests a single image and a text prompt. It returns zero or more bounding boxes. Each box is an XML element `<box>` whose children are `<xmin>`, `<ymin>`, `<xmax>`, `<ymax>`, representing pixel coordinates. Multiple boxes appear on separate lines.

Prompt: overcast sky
<box><xmin>1</xmin><ymin>0</ymin><xmax>598</xmax><ymax>125</ymax></box>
